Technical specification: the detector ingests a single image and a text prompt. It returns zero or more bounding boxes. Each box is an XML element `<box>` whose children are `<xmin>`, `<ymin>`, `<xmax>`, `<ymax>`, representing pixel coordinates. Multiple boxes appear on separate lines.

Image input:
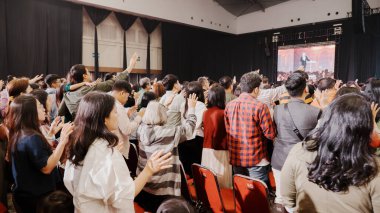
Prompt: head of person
<box><xmin>156</xmin><ymin>197</ymin><xmax>196</xmax><ymax>213</ymax></box>
<box><xmin>37</xmin><ymin>191</ymin><xmax>74</xmax><ymax>213</ymax></box>
<box><xmin>365</xmin><ymin>79</ymin><xmax>380</xmax><ymax>105</ymax></box>
<box><xmin>44</xmin><ymin>74</ymin><xmax>61</xmax><ymax>89</ymax></box>
<box><xmin>293</xmin><ymin>70</ymin><xmax>309</xmax><ymax>80</ymax></box>
<box><xmin>305</xmin><ymin>94</ymin><xmax>378</xmax><ymax>192</ymax></box>
<box><xmin>335</xmin><ymin>87</ymin><xmax>361</xmax><ymax>99</ymax></box>
<box><xmin>31</xmin><ymin>89</ymin><xmax>50</xmax><ymax>123</ymax></box>
<box><xmin>219</xmin><ymin>76</ymin><xmax>233</xmax><ymax>91</ymax></box>
<box><xmin>183</xmin><ymin>81</ymin><xmax>205</xmax><ymax>118</ymax></box>
<box><xmin>139</xmin><ymin>77</ymin><xmax>151</xmax><ymax>91</ymax></box>
<box><xmin>207</xmin><ymin>85</ymin><xmax>226</xmax><ymax>109</ymax></box>
<box><xmin>68</xmin><ymin>92</ymin><xmax>118</xmax><ymax>166</ymax></box>
<box><xmin>261</xmin><ymin>76</ymin><xmax>269</xmax><ymax>86</ymax></box>
<box><xmin>6</xmin><ymin>95</ymin><xmax>48</xmax><ymax>155</ymax></box>
<box><xmin>68</xmin><ymin>64</ymin><xmax>91</xmax><ymax>84</ymax></box>
<box><xmin>111</xmin><ymin>80</ymin><xmax>132</xmax><ymax>105</ymax></box>
<box><xmin>103</xmin><ymin>73</ymin><xmax>116</xmax><ymax>81</ymax></box>
<box><xmin>142</xmin><ymin>101</ymin><xmax>167</xmax><ymax>126</ymax></box>
<box><xmin>317</xmin><ymin>77</ymin><xmax>336</xmax><ymax>91</ymax></box>
<box><xmin>162</xmin><ymin>74</ymin><xmax>180</xmax><ymax>91</ymax></box>
<box><xmin>152</xmin><ymin>82</ymin><xmax>166</xmax><ymax>98</ymax></box>
<box><xmin>197</xmin><ymin>76</ymin><xmax>209</xmax><ymax>91</ymax></box>
<box><xmin>7</xmin><ymin>78</ymin><xmax>32</xmax><ymax>98</ymax></box>
<box><xmin>139</xmin><ymin>91</ymin><xmax>157</xmax><ymax>110</ymax></box>
<box><xmin>240</xmin><ymin>71</ymin><xmax>262</xmax><ymax>97</ymax></box>
<box><xmin>285</xmin><ymin>73</ymin><xmax>307</xmax><ymax>98</ymax></box>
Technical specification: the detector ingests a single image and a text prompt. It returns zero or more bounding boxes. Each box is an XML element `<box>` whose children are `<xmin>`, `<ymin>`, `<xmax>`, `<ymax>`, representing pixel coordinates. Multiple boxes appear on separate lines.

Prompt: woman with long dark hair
<box><xmin>7</xmin><ymin>95</ymin><xmax>73</xmax><ymax>213</ymax></box>
<box><xmin>179</xmin><ymin>81</ymin><xmax>206</xmax><ymax>176</ymax></box>
<box><xmin>64</xmin><ymin>92</ymin><xmax>172</xmax><ymax>212</ymax></box>
<box><xmin>281</xmin><ymin>94</ymin><xmax>380</xmax><ymax>212</ymax></box>
<box><xmin>201</xmin><ymin>85</ymin><xmax>232</xmax><ymax>188</ymax></box>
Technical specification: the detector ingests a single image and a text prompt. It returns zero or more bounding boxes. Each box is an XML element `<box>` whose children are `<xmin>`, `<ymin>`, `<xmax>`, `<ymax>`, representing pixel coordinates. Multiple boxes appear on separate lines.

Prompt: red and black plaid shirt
<box><xmin>224</xmin><ymin>93</ymin><xmax>276</xmax><ymax>167</ymax></box>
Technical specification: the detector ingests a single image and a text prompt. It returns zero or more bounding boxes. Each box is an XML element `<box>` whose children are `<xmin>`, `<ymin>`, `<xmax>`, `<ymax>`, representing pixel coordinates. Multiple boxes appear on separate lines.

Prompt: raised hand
<box><xmin>371</xmin><ymin>102</ymin><xmax>380</xmax><ymax>122</ymax></box>
<box><xmin>29</xmin><ymin>74</ymin><xmax>44</xmax><ymax>84</ymax></box>
<box><xmin>187</xmin><ymin>93</ymin><xmax>198</xmax><ymax>109</ymax></box>
<box><xmin>146</xmin><ymin>150</ymin><xmax>173</xmax><ymax>174</ymax></box>
<box><xmin>48</xmin><ymin>116</ymin><xmax>65</xmax><ymax>136</ymax></box>
<box><xmin>59</xmin><ymin>122</ymin><xmax>74</xmax><ymax>145</ymax></box>
<box><xmin>127</xmin><ymin>106</ymin><xmax>137</xmax><ymax>118</ymax></box>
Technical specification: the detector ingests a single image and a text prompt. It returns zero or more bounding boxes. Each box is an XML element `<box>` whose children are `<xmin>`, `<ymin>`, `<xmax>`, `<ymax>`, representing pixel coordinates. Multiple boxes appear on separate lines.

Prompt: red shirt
<box><xmin>224</xmin><ymin>93</ymin><xmax>276</xmax><ymax>167</ymax></box>
<box><xmin>203</xmin><ymin>107</ymin><xmax>228</xmax><ymax>150</ymax></box>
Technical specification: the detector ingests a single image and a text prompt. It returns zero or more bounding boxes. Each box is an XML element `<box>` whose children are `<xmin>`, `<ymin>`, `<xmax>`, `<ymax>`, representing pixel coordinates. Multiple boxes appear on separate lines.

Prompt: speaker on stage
<box><xmin>352</xmin><ymin>0</ymin><xmax>366</xmax><ymax>34</ymax></box>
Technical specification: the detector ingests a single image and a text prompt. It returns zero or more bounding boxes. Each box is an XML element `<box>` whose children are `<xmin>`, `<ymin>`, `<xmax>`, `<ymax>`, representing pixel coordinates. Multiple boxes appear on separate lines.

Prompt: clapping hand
<box><xmin>48</xmin><ymin>116</ymin><xmax>65</xmax><ymax>137</ymax></box>
<box><xmin>59</xmin><ymin>122</ymin><xmax>74</xmax><ymax>145</ymax></box>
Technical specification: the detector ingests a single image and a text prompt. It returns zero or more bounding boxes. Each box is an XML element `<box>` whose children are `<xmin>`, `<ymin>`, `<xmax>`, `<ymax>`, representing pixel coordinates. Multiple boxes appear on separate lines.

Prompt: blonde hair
<box><xmin>142</xmin><ymin>101</ymin><xmax>167</xmax><ymax>125</ymax></box>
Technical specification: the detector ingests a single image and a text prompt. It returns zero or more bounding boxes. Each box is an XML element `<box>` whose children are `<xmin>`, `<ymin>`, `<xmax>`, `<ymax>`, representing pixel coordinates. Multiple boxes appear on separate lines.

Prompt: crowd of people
<box><xmin>0</xmin><ymin>53</ymin><xmax>380</xmax><ymax>212</ymax></box>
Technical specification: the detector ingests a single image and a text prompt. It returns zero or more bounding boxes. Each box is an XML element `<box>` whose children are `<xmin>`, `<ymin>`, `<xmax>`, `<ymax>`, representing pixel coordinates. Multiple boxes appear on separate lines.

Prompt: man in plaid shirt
<box><xmin>224</xmin><ymin>71</ymin><xmax>276</xmax><ymax>185</ymax></box>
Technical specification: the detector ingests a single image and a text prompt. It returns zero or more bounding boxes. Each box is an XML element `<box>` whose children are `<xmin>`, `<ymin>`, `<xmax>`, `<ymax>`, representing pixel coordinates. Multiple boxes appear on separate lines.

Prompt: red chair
<box><xmin>0</xmin><ymin>202</ymin><xmax>7</xmax><ymax>213</ymax></box>
<box><xmin>191</xmin><ymin>164</ymin><xmax>234</xmax><ymax>213</ymax></box>
<box><xmin>233</xmin><ymin>174</ymin><xmax>271</xmax><ymax>213</ymax></box>
<box><xmin>180</xmin><ymin>164</ymin><xmax>197</xmax><ymax>202</ymax></box>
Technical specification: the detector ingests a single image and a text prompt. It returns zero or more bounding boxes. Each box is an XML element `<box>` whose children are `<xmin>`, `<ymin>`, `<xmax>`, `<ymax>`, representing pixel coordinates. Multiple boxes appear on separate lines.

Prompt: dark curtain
<box><xmin>141</xmin><ymin>18</ymin><xmax>160</xmax><ymax>74</ymax></box>
<box><xmin>339</xmin><ymin>14</ymin><xmax>380</xmax><ymax>81</ymax></box>
<box><xmin>0</xmin><ymin>0</ymin><xmax>82</xmax><ymax>80</ymax></box>
<box><xmin>115</xmin><ymin>13</ymin><xmax>137</xmax><ymax>70</ymax></box>
<box><xmin>0</xmin><ymin>0</ymin><xmax>7</xmax><ymax>80</ymax></box>
<box><xmin>84</xmin><ymin>6</ymin><xmax>111</xmax><ymax>78</ymax></box>
<box><xmin>162</xmin><ymin>15</ymin><xmax>380</xmax><ymax>83</ymax></box>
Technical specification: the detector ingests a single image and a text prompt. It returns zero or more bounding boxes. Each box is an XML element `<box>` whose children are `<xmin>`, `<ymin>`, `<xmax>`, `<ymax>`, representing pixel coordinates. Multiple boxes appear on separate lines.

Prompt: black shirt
<box><xmin>11</xmin><ymin>134</ymin><xmax>56</xmax><ymax>197</ymax></box>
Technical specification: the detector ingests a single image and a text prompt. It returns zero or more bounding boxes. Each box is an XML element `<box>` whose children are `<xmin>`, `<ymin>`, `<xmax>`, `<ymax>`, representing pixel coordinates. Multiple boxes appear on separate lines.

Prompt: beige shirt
<box><xmin>281</xmin><ymin>142</ymin><xmax>380</xmax><ymax>213</ymax></box>
<box><xmin>114</xmin><ymin>100</ymin><xmax>141</xmax><ymax>158</ymax></box>
<box><xmin>64</xmin><ymin>138</ymin><xmax>135</xmax><ymax>213</ymax></box>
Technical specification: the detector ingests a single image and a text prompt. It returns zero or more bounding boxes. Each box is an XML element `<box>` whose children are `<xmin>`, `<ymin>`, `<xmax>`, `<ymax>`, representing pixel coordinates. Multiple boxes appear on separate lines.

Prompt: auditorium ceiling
<box><xmin>214</xmin><ymin>0</ymin><xmax>291</xmax><ymax>16</ymax></box>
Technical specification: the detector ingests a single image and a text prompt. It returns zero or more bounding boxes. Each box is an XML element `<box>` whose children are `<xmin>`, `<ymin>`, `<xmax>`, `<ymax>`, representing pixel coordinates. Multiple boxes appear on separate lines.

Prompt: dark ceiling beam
<box><xmin>249</xmin><ymin>0</ymin><xmax>265</xmax><ymax>12</ymax></box>
<box><xmin>237</xmin><ymin>4</ymin><xmax>254</xmax><ymax>17</ymax></box>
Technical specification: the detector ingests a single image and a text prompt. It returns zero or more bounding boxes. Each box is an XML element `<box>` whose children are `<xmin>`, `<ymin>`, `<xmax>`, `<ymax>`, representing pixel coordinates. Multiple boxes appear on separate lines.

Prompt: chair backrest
<box><xmin>233</xmin><ymin>174</ymin><xmax>271</xmax><ymax>213</ymax></box>
<box><xmin>126</xmin><ymin>143</ymin><xmax>138</xmax><ymax>178</ymax></box>
<box><xmin>191</xmin><ymin>163</ymin><xmax>225</xmax><ymax>213</ymax></box>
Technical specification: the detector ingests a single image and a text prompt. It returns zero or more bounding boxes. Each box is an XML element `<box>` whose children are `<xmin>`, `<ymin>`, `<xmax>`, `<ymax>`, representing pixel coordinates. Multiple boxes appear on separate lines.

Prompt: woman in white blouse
<box><xmin>64</xmin><ymin>92</ymin><xmax>172</xmax><ymax>213</ymax></box>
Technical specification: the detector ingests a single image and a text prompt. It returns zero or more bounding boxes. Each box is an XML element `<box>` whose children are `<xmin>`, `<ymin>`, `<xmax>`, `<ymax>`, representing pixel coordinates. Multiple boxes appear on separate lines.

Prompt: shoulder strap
<box><xmin>284</xmin><ymin>103</ymin><xmax>304</xmax><ymax>141</ymax></box>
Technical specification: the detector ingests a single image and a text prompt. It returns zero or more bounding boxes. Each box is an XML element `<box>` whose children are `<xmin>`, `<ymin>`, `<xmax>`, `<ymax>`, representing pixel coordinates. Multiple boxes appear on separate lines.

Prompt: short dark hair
<box><xmin>162</xmin><ymin>74</ymin><xmax>178</xmax><ymax>90</ymax></box>
<box><xmin>207</xmin><ymin>85</ymin><xmax>226</xmax><ymax>109</ymax></box>
<box><xmin>293</xmin><ymin>70</ymin><xmax>309</xmax><ymax>80</ymax></box>
<box><xmin>112</xmin><ymin>80</ymin><xmax>132</xmax><ymax>94</ymax></box>
<box><xmin>69</xmin><ymin>64</ymin><xmax>87</xmax><ymax>84</ymax></box>
<box><xmin>103</xmin><ymin>73</ymin><xmax>116</xmax><ymax>81</ymax></box>
<box><xmin>44</xmin><ymin>74</ymin><xmax>60</xmax><ymax>87</ymax></box>
<box><xmin>219</xmin><ymin>76</ymin><xmax>233</xmax><ymax>89</ymax></box>
<box><xmin>317</xmin><ymin>78</ymin><xmax>336</xmax><ymax>91</ymax></box>
<box><xmin>240</xmin><ymin>72</ymin><xmax>262</xmax><ymax>93</ymax></box>
<box><xmin>262</xmin><ymin>76</ymin><xmax>269</xmax><ymax>84</ymax></box>
<box><xmin>285</xmin><ymin>73</ymin><xmax>306</xmax><ymax>97</ymax></box>
<box><xmin>335</xmin><ymin>87</ymin><xmax>361</xmax><ymax>98</ymax></box>
<box><xmin>139</xmin><ymin>91</ymin><xmax>157</xmax><ymax>109</ymax></box>
<box><xmin>37</xmin><ymin>191</ymin><xmax>74</xmax><ymax>213</ymax></box>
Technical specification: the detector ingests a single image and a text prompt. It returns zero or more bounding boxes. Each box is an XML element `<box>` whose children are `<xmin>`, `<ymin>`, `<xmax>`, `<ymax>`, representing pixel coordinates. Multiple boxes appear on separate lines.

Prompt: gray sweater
<box><xmin>136</xmin><ymin>109</ymin><xmax>196</xmax><ymax>196</ymax></box>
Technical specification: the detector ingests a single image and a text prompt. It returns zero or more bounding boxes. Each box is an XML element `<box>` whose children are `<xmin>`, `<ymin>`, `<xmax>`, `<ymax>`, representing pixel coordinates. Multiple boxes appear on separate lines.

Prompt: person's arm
<box><xmin>178</xmin><ymin>94</ymin><xmax>198</xmax><ymax>143</ymax></box>
<box><xmin>41</xmin><ymin>123</ymin><xmax>74</xmax><ymax>174</ymax></box>
<box><xmin>93</xmin><ymin>53</ymin><xmax>139</xmax><ymax>92</ymax></box>
<box><xmin>259</xmin><ymin>104</ymin><xmax>276</xmax><ymax>140</ymax></box>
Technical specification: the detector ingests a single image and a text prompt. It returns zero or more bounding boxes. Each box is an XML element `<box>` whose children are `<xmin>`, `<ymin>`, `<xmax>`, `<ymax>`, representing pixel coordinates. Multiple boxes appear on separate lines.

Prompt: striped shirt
<box><xmin>136</xmin><ymin>109</ymin><xmax>196</xmax><ymax>196</ymax></box>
